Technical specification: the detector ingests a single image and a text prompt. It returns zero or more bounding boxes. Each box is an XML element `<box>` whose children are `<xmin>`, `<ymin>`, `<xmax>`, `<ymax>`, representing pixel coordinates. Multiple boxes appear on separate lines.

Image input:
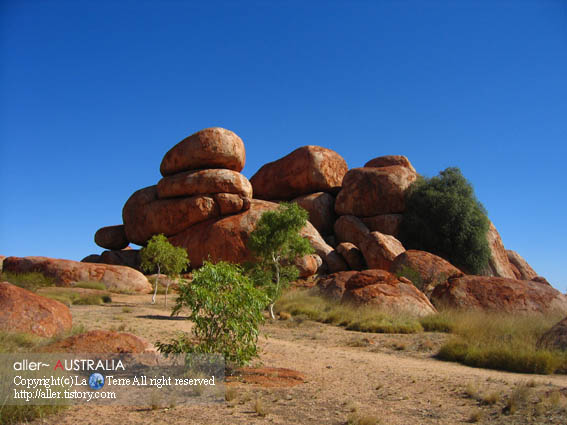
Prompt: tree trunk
<box><xmin>165</xmin><ymin>281</ymin><xmax>170</xmax><ymax>307</ymax></box>
<box><xmin>269</xmin><ymin>303</ymin><xmax>275</xmax><ymax>320</ymax></box>
<box><xmin>151</xmin><ymin>265</ymin><xmax>160</xmax><ymax>305</ymax></box>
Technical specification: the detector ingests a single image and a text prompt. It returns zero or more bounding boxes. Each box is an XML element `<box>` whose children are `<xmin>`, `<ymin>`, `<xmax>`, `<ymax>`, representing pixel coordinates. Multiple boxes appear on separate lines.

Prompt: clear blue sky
<box><xmin>1</xmin><ymin>1</ymin><xmax>566</xmax><ymax>291</ymax></box>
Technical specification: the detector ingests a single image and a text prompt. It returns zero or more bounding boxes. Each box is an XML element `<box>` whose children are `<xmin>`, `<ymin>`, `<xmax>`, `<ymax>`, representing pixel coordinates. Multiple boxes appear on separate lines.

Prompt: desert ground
<box><xmin>21</xmin><ymin>291</ymin><xmax>567</xmax><ymax>425</ymax></box>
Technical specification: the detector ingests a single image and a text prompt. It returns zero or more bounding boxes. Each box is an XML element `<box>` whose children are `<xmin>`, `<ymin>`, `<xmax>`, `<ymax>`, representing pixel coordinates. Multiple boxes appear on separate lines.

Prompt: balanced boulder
<box><xmin>251</xmin><ymin>146</ymin><xmax>348</xmax><ymax>200</ymax></box>
<box><xmin>431</xmin><ymin>275</ymin><xmax>567</xmax><ymax>314</ymax></box>
<box><xmin>364</xmin><ymin>155</ymin><xmax>417</xmax><ymax>173</ymax></box>
<box><xmin>293</xmin><ymin>192</ymin><xmax>336</xmax><ymax>236</ymax></box>
<box><xmin>94</xmin><ymin>225</ymin><xmax>129</xmax><ymax>250</ymax></box>
<box><xmin>3</xmin><ymin>257</ymin><xmax>152</xmax><ymax>294</ymax></box>
<box><xmin>335</xmin><ymin>166</ymin><xmax>417</xmax><ymax>216</ymax></box>
<box><xmin>160</xmin><ymin>127</ymin><xmax>245</xmax><ymax>176</ymax></box>
<box><xmin>341</xmin><ymin>269</ymin><xmax>437</xmax><ymax>316</ymax></box>
<box><xmin>157</xmin><ymin>169</ymin><xmax>253</xmax><ymax>199</ymax></box>
<box><xmin>391</xmin><ymin>250</ymin><xmax>464</xmax><ymax>297</ymax></box>
<box><xmin>0</xmin><ymin>282</ymin><xmax>72</xmax><ymax>337</ymax></box>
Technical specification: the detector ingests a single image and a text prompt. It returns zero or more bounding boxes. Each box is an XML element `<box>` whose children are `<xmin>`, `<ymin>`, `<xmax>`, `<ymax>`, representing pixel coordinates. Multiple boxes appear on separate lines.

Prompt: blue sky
<box><xmin>1</xmin><ymin>1</ymin><xmax>566</xmax><ymax>291</ymax></box>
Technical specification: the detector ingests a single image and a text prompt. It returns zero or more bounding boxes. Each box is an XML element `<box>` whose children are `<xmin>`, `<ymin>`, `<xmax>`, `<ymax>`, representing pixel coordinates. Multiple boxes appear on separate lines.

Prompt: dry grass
<box><xmin>1</xmin><ymin>271</ymin><xmax>55</xmax><ymax>292</ymax></box>
<box><xmin>254</xmin><ymin>398</ymin><xmax>269</xmax><ymax>416</ymax></box>
<box><xmin>274</xmin><ymin>289</ymin><xmax>423</xmax><ymax>334</ymax></box>
<box><xmin>347</xmin><ymin>412</ymin><xmax>382</xmax><ymax>425</ymax></box>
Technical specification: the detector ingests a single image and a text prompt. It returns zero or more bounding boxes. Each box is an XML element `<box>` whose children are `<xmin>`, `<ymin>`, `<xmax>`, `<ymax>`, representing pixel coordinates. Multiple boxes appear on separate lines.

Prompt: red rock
<box><xmin>334</xmin><ymin>215</ymin><xmax>404</xmax><ymax>270</ymax></box>
<box><xmin>431</xmin><ymin>275</ymin><xmax>567</xmax><ymax>314</ymax></box>
<box><xmin>391</xmin><ymin>250</ymin><xmax>464</xmax><ymax>297</ymax></box>
<box><xmin>364</xmin><ymin>155</ymin><xmax>417</xmax><ymax>173</ymax></box>
<box><xmin>293</xmin><ymin>192</ymin><xmax>336</xmax><ymax>236</ymax></box>
<box><xmin>335</xmin><ymin>166</ymin><xmax>417</xmax><ymax>216</ymax></box>
<box><xmin>168</xmin><ymin>200</ymin><xmax>344</xmax><ymax>275</ymax></box>
<box><xmin>482</xmin><ymin>221</ymin><xmax>516</xmax><ymax>279</ymax></box>
<box><xmin>94</xmin><ymin>225</ymin><xmax>129</xmax><ymax>250</ymax></box>
<box><xmin>294</xmin><ymin>255</ymin><xmax>320</xmax><ymax>278</ymax></box>
<box><xmin>42</xmin><ymin>330</ymin><xmax>150</xmax><ymax>353</ymax></box>
<box><xmin>538</xmin><ymin>317</ymin><xmax>567</xmax><ymax>351</ymax></box>
<box><xmin>250</xmin><ymin>146</ymin><xmax>348</xmax><ymax>200</ymax></box>
<box><xmin>122</xmin><ymin>186</ymin><xmax>249</xmax><ymax>245</ymax></box>
<box><xmin>3</xmin><ymin>257</ymin><xmax>152</xmax><ymax>294</ymax></box>
<box><xmin>99</xmin><ymin>249</ymin><xmax>141</xmax><ymax>271</ymax></box>
<box><xmin>506</xmin><ymin>250</ymin><xmax>538</xmax><ymax>281</ymax></box>
<box><xmin>160</xmin><ymin>127</ymin><xmax>245</xmax><ymax>176</ymax></box>
<box><xmin>341</xmin><ymin>269</ymin><xmax>437</xmax><ymax>316</ymax></box>
<box><xmin>336</xmin><ymin>242</ymin><xmax>365</xmax><ymax>270</ymax></box>
<box><xmin>317</xmin><ymin>271</ymin><xmax>358</xmax><ymax>300</ymax></box>
<box><xmin>0</xmin><ymin>282</ymin><xmax>72</xmax><ymax>337</ymax></box>
<box><xmin>157</xmin><ymin>169</ymin><xmax>252</xmax><ymax>199</ymax></box>
<box><xmin>360</xmin><ymin>214</ymin><xmax>402</xmax><ymax>237</ymax></box>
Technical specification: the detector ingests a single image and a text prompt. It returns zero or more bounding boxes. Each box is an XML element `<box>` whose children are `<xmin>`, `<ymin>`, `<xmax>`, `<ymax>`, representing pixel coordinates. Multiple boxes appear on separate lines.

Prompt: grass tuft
<box><xmin>1</xmin><ymin>271</ymin><xmax>55</xmax><ymax>292</ymax></box>
<box><xmin>73</xmin><ymin>281</ymin><xmax>107</xmax><ymax>290</ymax></box>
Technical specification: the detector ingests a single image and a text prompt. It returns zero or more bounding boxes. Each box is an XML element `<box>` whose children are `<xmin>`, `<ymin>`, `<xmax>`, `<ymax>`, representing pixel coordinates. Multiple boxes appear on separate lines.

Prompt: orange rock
<box><xmin>94</xmin><ymin>225</ymin><xmax>129</xmax><ymax>250</ymax></box>
<box><xmin>0</xmin><ymin>282</ymin><xmax>72</xmax><ymax>337</ymax></box>
<box><xmin>157</xmin><ymin>169</ymin><xmax>252</xmax><ymax>199</ymax></box>
<box><xmin>341</xmin><ymin>269</ymin><xmax>437</xmax><ymax>316</ymax></box>
<box><xmin>42</xmin><ymin>330</ymin><xmax>150</xmax><ymax>353</ymax></box>
<box><xmin>431</xmin><ymin>275</ymin><xmax>567</xmax><ymax>314</ymax></box>
<box><xmin>391</xmin><ymin>250</ymin><xmax>463</xmax><ymax>297</ymax></box>
<box><xmin>160</xmin><ymin>127</ymin><xmax>245</xmax><ymax>176</ymax></box>
<box><xmin>335</xmin><ymin>166</ymin><xmax>417</xmax><ymax>216</ymax></box>
<box><xmin>317</xmin><ymin>271</ymin><xmax>358</xmax><ymax>299</ymax></box>
<box><xmin>3</xmin><ymin>256</ymin><xmax>152</xmax><ymax>293</ymax></box>
<box><xmin>360</xmin><ymin>214</ymin><xmax>402</xmax><ymax>237</ymax></box>
<box><xmin>482</xmin><ymin>221</ymin><xmax>516</xmax><ymax>279</ymax></box>
<box><xmin>251</xmin><ymin>146</ymin><xmax>348</xmax><ymax>200</ymax></box>
<box><xmin>364</xmin><ymin>155</ymin><xmax>417</xmax><ymax>173</ymax></box>
<box><xmin>293</xmin><ymin>192</ymin><xmax>336</xmax><ymax>236</ymax></box>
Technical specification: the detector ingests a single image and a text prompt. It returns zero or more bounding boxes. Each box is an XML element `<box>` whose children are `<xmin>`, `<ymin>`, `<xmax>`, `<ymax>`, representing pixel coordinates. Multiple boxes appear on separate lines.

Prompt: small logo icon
<box><xmin>88</xmin><ymin>373</ymin><xmax>105</xmax><ymax>390</ymax></box>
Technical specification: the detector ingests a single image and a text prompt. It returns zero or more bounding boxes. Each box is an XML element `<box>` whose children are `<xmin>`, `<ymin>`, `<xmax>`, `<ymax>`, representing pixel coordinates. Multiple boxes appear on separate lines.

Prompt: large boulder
<box><xmin>335</xmin><ymin>166</ymin><xmax>417</xmax><ymax>217</ymax></box>
<box><xmin>3</xmin><ymin>257</ymin><xmax>152</xmax><ymax>294</ymax></box>
<box><xmin>360</xmin><ymin>214</ymin><xmax>402</xmax><ymax>237</ymax></box>
<box><xmin>157</xmin><ymin>169</ymin><xmax>253</xmax><ymax>199</ymax></box>
<box><xmin>538</xmin><ymin>317</ymin><xmax>567</xmax><ymax>351</ymax></box>
<box><xmin>99</xmin><ymin>249</ymin><xmax>141</xmax><ymax>271</ymax></box>
<box><xmin>482</xmin><ymin>221</ymin><xmax>516</xmax><ymax>279</ymax></box>
<box><xmin>122</xmin><ymin>185</ymin><xmax>249</xmax><ymax>245</ymax></box>
<box><xmin>160</xmin><ymin>127</ymin><xmax>245</xmax><ymax>176</ymax></box>
<box><xmin>334</xmin><ymin>215</ymin><xmax>405</xmax><ymax>270</ymax></box>
<box><xmin>81</xmin><ymin>254</ymin><xmax>101</xmax><ymax>263</ymax></box>
<box><xmin>168</xmin><ymin>200</ymin><xmax>345</xmax><ymax>274</ymax></box>
<box><xmin>506</xmin><ymin>250</ymin><xmax>538</xmax><ymax>281</ymax></box>
<box><xmin>336</xmin><ymin>242</ymin><xmax>365</xmax><ymax>271</ymax></box>
<box><xmin>341</xmin><ymin>270</ymin><xmax>437</xmax><ymax>317</ymax></box>
<box><xmin>94</xmin><ymin>225</ymin><xmax>129</xmax><ymax>250</ymax></box>
<box><xmin>391</xmin><ymin>250</ymin><xmax>464</xmax><ymax>297</ymax></box>
<box><xmin>292</xmin><ymin>192</ymin><xmax>336</xmax><ymax>236</ymax></box>
<box><xmin>250</xmin><ymin>146</ymin><xmax>348</xmax><ymax>200</ymax></box>
<box><xmin>431</xmin><ymin>275</ymin><xmax>567</xmax><ymax>314</ymax></box>
<box><xmin>317</xmin><ymin>271</ymin><xmax>358</xmax><ymax>300</ymax></box>
<box><xmin>0</xmin><ymin>282</ymin><xmax>72</xmax><ymax>337</ymax></box>
<box><xmin>364</xmin><ymin>155</ymin><xmax>417</xmax><ymax>173</ymax></box>
<box><xmin>42</xmin><ymin>330</ymin><xmax>151</xmax><ymax>353</ymax></box>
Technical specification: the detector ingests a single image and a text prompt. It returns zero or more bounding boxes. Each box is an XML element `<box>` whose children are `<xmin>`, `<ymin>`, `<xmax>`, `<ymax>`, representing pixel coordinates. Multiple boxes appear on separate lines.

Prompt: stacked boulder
<box><xmin>333</xmin><ymin>155</ymin><xmax>417</xmax><ymax>271</ymax></box>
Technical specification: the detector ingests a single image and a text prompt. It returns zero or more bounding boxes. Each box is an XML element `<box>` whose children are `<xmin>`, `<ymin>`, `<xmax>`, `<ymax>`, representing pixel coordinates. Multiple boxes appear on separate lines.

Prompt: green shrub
<box><xmin>398</xmin><ymin>167</ymin><xmax>491</xmax><ymax>274</ymax></box>
<box><xmin>156</xmin><ymin>261</ymin><xmax>269</xmax><ymax>367</ymax></box>
<box><xmin>73</xmin><ymin>281</ymin><xmax>107</xmax><ymax>290</ymax></box>
<box><xmin>0</xmin><ymin>271</ymin><xmax>55</xmax><ymax>292</ymax></box>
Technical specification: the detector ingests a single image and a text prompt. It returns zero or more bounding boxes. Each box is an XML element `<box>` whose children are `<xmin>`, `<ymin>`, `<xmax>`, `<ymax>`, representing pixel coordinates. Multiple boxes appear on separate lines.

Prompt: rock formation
<box><xmin>506</xmin><ymin>250</ymin><xmax>538</xmax><ymax>281</ymax></box>
<box><xmin>3</xmin><ymin>257</ymin><xmax>152</xmax><ymax>293</ymax></box>
<box><xmin>538</xmin><ymin>317</ymin><xmax>567</xmax><ymax>351</ymax></box>
<box><xmin>0</xmin><ymin>282</ymin><xmax>72</xmax><ymax>337</ymax></box>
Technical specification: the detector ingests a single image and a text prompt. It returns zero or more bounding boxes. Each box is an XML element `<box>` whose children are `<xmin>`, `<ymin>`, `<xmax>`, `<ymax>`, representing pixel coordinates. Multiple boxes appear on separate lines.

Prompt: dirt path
<box><xmin>25</xmin><ymin>293</ymin><xmax>567</xmax><ymax>425</ymax></box>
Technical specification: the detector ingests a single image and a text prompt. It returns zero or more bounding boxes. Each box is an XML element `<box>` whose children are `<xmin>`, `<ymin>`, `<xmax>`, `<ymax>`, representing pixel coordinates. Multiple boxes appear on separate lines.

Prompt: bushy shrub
<box><xmin>156</xmin><ymin>261</ymin><xmax>268</xmax><ymax>367</ymax></box>
<box><xmin>398</xmin><ymin>167</ymin><xmax>491</xmax><ymax>274</ymax></box>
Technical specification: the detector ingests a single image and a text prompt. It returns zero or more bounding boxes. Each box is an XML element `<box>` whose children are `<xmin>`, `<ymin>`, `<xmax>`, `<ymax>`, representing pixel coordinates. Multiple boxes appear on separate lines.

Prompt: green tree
<box><xmin>155</xmin><ymin>261</ymin><xmax>269</xmax><ymax>367</ymax></box>
<box><xmin>247</xmin><ymin>202</ymin><xmax>314</xmax><ymax>319</ymax></box>
<box><xmin>398</xmin><ymin>167</ymin><xmax>491</xmax><ymax>274</ymax></box>
<box><xmin>140</xmin><ymin>234</ymin><xmax>189</xmax><ymax>306</ymax></box>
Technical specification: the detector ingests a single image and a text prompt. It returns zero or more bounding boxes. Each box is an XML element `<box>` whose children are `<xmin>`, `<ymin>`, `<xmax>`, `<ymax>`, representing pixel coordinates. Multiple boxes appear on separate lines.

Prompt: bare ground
<box><xmin>24</xmin><ymin>292</ymin><xmax>567</xmax><ymax>425</ymax></box>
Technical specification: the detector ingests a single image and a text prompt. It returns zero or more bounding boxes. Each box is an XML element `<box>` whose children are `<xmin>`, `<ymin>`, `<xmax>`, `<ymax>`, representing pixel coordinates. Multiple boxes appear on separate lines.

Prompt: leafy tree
<box><xmin>140</xmin><ymin>234</ymin><xmax>189</xmax><ymax>306</ymax></box>
<box><xmin>398</xmin><ymin>167</ymin><xmax>491</xmax><ymax>274</ymax></box>
<box><xmin>247</xmin><ymin>202</ymin><xmax>314</xmax><ymax>319</ymax></box>
<box><xmin>155</xmin><ymin>261</ymin><xmax>269</xmax><ymax>367</ymax></box>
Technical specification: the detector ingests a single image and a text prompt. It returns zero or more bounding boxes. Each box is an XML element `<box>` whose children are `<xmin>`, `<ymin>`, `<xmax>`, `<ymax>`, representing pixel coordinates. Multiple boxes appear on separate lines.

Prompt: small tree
<box><xmin>155</xmin><ymin>261</ymin><xmax>269</xmax><ymax>367</ymax></box>
<box><xmin>398</xmin><ymin>167</ymin><xmax>491</xmax><ymax>274</ymax></box>
<box><xmin>140</xmin><ymin>234</ymin><xmax>189</xmax><ymax>306</ymax></box>
<box><xmin>247</xmin><ymin>202</ymin><xmax>314</xmax><ymax>319</ymax></box>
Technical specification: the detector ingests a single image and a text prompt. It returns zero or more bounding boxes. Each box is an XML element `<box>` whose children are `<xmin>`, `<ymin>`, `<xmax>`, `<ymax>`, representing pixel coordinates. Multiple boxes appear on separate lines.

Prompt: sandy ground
<box><xmin>24</xmin><ymin>292</ymin><xmax>567</xmax><ymax>425</ymax></box>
